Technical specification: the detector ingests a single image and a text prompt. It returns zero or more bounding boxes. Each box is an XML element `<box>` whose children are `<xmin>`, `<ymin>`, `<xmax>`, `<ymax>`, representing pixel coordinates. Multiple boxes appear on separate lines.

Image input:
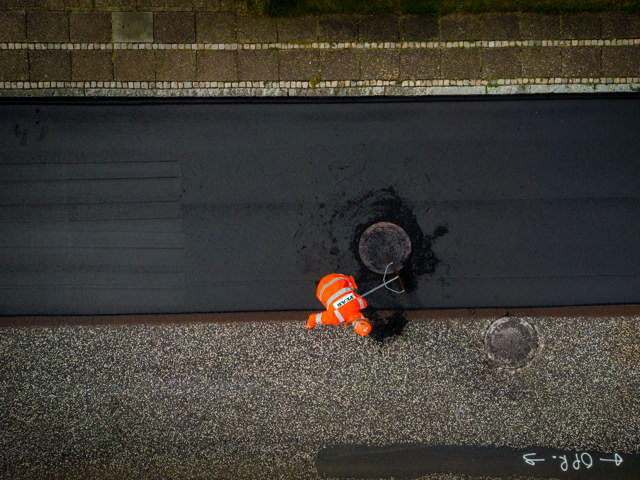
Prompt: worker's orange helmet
<box><xmin>353</xmin><ymin>319</ymin><xmax>372</xmax><ymax>336</ymax></box>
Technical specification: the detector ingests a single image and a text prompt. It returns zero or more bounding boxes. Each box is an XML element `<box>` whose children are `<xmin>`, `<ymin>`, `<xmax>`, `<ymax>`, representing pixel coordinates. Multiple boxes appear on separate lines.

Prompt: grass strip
<box><xmin>246</xmin><ymin>0</ymin><xmax>640</xmax><ymax>16</ymax></box>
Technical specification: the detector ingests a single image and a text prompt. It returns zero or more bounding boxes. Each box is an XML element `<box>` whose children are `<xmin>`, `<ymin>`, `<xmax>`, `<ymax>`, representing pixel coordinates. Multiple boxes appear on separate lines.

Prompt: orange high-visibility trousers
<box><xmin>306</xmin><ymin>274</ymin><xmax>367</xmax><ymax>329</ymax></box>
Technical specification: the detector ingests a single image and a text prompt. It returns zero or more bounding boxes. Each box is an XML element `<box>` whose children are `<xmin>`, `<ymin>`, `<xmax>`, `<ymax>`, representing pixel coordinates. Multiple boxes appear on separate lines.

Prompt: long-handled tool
<box><xmin>360</xmin><ymin>255</ymin><xmax>407</xmax><ymax>299</ymax></box>
<box><xmin>360</xmin><ymin>274</ymin><xmax>400</xmax><ymax>297</ymax></box>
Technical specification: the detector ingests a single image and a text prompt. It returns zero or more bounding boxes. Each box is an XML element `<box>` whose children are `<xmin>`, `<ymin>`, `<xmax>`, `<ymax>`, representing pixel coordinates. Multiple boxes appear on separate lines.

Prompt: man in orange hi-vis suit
<box><xmin>306</xmin><ymin>273</ymin><xmax>372</xmax><ymax>336</ymax></box>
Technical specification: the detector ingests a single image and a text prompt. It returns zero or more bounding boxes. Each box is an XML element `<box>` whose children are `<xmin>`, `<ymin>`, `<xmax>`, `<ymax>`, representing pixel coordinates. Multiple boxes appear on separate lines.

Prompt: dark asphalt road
<box><xmin>317</xmin><ymin>444</ymin><xmax>640</xmax><ymax>479</ymax></box>
<box><xmin>1</xmin><ymin>96</ymin><xmax>639</xmax><ymax>315</ymax></box>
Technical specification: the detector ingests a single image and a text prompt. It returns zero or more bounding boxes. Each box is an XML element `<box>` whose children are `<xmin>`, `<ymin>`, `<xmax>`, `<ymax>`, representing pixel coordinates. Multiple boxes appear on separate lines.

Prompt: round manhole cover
<box><xmin>485</xmin><ymin>317</ymin><xmax>539</xmax><ymax>369</ymax></box>
<box><xmin>358</xmin><ymin>222</ymin><xmax>412</xmax><ymax>274</ymax></box>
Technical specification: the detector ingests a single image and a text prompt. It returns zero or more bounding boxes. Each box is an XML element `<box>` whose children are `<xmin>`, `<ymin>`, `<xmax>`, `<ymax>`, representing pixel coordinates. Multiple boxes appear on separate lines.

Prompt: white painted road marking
<box><xmin>523</xmin><ymin>453</ymin><xmax>545</xmax><ymax>466</ymax></box>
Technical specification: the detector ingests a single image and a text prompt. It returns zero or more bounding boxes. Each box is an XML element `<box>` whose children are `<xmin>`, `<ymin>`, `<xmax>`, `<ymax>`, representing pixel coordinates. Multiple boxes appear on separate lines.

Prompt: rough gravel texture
<box><xmin>1</xmin><ymin>314</ymin><xmax>639</xmax><ymax>479</ymax></box>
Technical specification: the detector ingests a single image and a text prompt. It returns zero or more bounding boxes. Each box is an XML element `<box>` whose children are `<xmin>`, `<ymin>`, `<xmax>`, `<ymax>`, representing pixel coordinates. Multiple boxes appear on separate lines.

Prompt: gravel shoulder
<box><xmin>1</xmin><ymin>313</ymin><xmax>638</xmax><ymax>479</ymax></box>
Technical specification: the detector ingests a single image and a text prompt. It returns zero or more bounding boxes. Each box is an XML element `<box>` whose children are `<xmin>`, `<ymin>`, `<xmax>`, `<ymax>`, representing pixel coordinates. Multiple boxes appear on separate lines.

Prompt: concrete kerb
<box><xmin>3</xmin><ymin>305</ymin><xmax>638</xmax><ymax>328</ymax></box>
<box><xmin>1</xmin><ymin>82</ymin><xmax>639</xmax><ymax>97</ymax></box>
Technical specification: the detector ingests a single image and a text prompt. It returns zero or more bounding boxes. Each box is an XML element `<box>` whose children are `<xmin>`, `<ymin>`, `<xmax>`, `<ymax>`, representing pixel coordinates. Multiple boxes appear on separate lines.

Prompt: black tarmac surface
<box><xmin>1</xmin><ymin>96</ymin><xmax>640</xmax><ymax>315</ymax></box>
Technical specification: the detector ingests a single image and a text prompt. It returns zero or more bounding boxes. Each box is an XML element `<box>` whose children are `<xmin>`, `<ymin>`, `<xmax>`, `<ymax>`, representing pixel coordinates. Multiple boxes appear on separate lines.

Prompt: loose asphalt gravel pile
<box><xmin>1</xmin><ymin>314</ymin><xmax>639</xmax><ymax>479</ymax></box>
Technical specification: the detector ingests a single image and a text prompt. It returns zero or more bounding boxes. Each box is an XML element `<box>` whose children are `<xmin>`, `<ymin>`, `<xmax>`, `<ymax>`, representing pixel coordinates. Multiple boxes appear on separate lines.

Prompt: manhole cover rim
<box><xmin>358</xmin><ymin>221</ymin><xmax>412</xmax><ymax>274</ymax></box>
<box><xmin>484</xmin><ymin>316</ymin><xmax>539</xmax><ymax>369</ymax></box>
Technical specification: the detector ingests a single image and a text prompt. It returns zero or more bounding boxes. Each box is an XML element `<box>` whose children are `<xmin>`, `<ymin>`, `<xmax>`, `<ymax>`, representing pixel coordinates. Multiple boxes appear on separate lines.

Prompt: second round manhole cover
<box><xmin>358</xmin><ymin>222</ymin><xmax>412</xmax><ymax>274</ymax></box>
<box><xmin>485</xmin><ymin>317</ymin><xmax>539</xmax><ymax>369</ymax></box>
